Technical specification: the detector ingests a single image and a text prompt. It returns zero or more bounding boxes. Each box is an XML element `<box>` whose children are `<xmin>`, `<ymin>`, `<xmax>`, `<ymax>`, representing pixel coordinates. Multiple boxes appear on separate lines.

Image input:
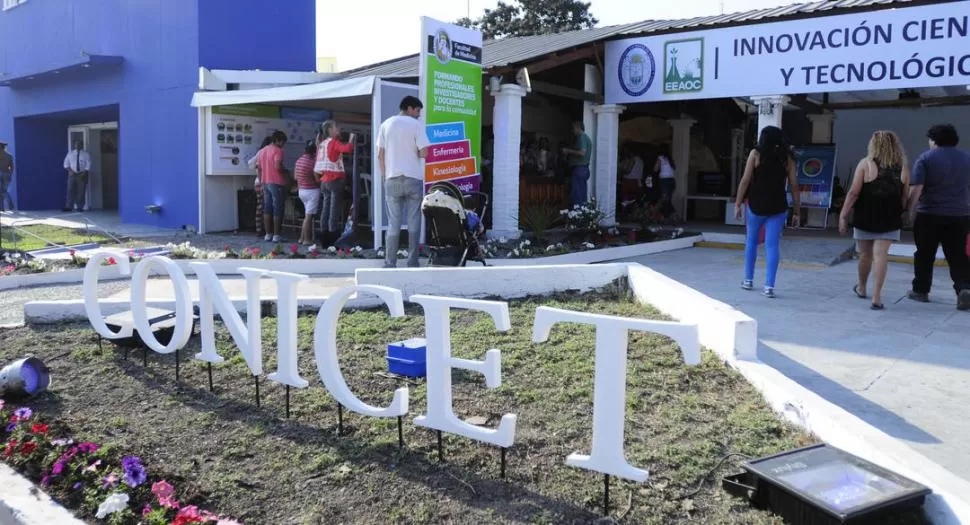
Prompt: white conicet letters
<box><xmin>129</xmin><ymin>256</ymin><xmax>194</xmax><ymax>354</ymax></box>
<box><xmin>266</xmin><ymin>270</ymin><xmax>310</xmax><ymax>388</ymax></box>
<box><xmin>532</xmin><ymin>307</ymin><xmax>701</xmax><ymax>482</ymax></box>
<box><xmin>314</xmin><ymin>285</ymin><xmax>409</xmax><ymax>417</ymax></box>
<box><xmin>410</xmin><ymin>295</ymin><xmax>517</xmax><ymax>448</ymax></box>
<box><xmin>191</xmin><ymin>263</ymin><xmax>266</xmax><ymax>375</ymax></box>
<box><xmin>83</xmin><ymin>250</ymin><xmax>132</xmax><ymax>339</ymax></box>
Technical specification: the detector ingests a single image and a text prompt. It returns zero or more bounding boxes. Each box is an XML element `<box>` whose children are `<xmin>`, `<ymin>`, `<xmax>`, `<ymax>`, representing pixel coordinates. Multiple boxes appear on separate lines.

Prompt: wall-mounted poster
<box><xmin>207</xmin><ymin>105</ymin><xmax>330</xmax><ymax>176</ymax></box>
<box><xmin>788</xmin><ymin>145</ymin><xmax>837</xmax><ymax>209</ymax></box>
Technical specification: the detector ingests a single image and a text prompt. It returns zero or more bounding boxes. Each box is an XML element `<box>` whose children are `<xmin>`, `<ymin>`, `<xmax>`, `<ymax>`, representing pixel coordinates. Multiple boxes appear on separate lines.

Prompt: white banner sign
<box><xmin>605</xmin><ymin>1</ymin><xmax>970</xmax><ymax>104</ymax></box>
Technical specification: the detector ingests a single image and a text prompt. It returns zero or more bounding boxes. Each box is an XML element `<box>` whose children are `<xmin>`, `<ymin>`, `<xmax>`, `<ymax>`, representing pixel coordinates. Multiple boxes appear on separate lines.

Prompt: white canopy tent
<box><xmin>190</xmin><ymin>75</ymin><xmax>379</xmax><ymax>113</ymax></box>
<box><xmin>191</xmin><ymin>75</ymin><xmax>418</xmax><ymax>248</ymax></box>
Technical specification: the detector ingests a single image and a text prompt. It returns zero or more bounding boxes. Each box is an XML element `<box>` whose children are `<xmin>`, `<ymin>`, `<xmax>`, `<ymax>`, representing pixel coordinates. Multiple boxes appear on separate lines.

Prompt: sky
<box><xmin>316</xmin><ymin>0</ymin><xmax>806</xmax><ymax>71</ymax></box>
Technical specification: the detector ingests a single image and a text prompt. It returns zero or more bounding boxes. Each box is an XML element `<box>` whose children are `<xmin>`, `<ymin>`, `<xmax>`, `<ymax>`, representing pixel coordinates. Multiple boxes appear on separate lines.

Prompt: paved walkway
<box><xmin>623</xmin><ymin>246</ymin><xmax>970</xmax><ymax>481</ymax></box>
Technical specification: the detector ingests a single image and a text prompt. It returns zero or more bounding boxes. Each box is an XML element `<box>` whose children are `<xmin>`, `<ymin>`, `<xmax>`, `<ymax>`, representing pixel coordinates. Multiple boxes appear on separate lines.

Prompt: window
<box><xmin>2</xmin><ymin>0</ymin><xmax>27</xmax><ymax>11</ymax></box>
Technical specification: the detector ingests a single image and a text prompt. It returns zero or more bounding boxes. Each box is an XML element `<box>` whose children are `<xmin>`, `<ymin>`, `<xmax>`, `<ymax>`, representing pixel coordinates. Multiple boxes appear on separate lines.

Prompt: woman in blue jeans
<box><xmin>734</xmin><ymin>125</ymin><xmax>801</xmax><ymax>298</ymax></box>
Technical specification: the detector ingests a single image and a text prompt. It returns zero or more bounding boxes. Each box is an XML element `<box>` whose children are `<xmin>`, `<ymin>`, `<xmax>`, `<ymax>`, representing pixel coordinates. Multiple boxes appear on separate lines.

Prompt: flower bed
<box><xmin>0</xmin><ymin>224</ymin><xmax>693</xmax><ymax>279</ymax></box>
<box><xmin>1</xmin><ymin>400</ymin><xmax>240</xmax><ymax>524</ymax></box>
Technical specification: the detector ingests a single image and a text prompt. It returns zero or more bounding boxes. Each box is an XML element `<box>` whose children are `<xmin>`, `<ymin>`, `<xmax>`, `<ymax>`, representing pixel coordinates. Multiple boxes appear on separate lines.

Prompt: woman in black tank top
<box><xmin>734</xmin><ymin>126</ymin><xmax>801</xmax><ymax>298</ymax></box>
<box><xmin>839</xmin><ymin>131</ymin><xmax>910</xmax><ymax>310</ymax></box>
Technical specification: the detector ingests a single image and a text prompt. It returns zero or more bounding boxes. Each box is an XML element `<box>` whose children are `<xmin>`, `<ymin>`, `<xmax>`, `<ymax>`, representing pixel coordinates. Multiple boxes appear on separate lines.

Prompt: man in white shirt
<box><xmin>377</xmin><ymin>96</ymin><xmax>430</xmax><ymax>268</ymax></box>
<box><xmin>63</xmin><ymin>141</ymin><xmax>91</xmax><ymax>212</ymax></box>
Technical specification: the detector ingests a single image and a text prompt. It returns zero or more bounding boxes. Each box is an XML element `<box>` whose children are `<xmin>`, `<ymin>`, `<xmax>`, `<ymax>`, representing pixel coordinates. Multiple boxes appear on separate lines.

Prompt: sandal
<box><xmin>853</xmin><ymin>285</ymin><xmax>867</xmax><ymax>299</ymax></box>
<box><xmin>870</xmin><ymin>303</ymin><xmax>885</xmax><ymax>310</ymax></box>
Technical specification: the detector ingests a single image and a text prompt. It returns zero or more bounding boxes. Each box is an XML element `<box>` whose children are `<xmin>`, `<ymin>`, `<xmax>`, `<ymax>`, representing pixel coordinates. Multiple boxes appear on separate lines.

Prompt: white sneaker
<box><xmin>272</xmin><ymin>235</ymin><xmax>282</xmax><ymax>243</ymax></box>
<box><xmin>264</xmin><ymin>234</ymin><xmax>272</xmax><ymax>241</ymax></box>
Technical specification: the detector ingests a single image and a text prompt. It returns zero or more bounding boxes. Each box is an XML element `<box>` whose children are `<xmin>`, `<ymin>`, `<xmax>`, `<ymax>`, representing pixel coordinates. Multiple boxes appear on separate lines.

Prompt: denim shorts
<box><xmin>262</xmin><ymin>183</ymin><xmax>285</xmax><ymax>218</ymax></box>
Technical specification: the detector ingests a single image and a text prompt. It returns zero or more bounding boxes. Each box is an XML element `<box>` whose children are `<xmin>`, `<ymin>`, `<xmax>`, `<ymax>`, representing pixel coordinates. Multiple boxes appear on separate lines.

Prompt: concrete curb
<box><xmin>623</xmin><ymin>262</ymin><xmax>970</xmax><ymax>523</ymax></box>
<box><xmin>0</xmin><ymin>464</ymin><xmax>85</xmax><ymax>525</ymax></box>
<box><xmin>0</xmin><ymin>236</ymin><xmax>700</xmax><ymax>291</ymax></box>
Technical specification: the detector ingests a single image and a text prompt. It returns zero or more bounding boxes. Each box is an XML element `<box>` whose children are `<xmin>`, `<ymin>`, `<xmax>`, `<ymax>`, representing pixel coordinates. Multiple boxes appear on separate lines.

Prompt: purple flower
<box><xmin>13</xmin><ymin>408</ymin><xmax>31</xmax><ymax>420</ymax></box>
<box><xmin>51</xmin><ymin>461</ymin><xmax>66</xmax><ymax>476</ymax></box>
<box><xmin>102</xmin><ymin>472</ymin><xmax>119</xmax><ymax>489</ymax></box>
<box><xmin>77</xmin><ymin>442</ymin><xmax>99</xmax><ymax>454</ymax></box>
<box><xmin>72</xmin><ymin>482</ymin><xmax>83</xmax><ymax>490</ymax></box>
<box><xmin>40</xmin><ymin>475</ymin><xmax>51</xmax><ymax>486</ymax></box>
<box><xmin>122</xmin><ymin>456</ymin><xmax>146</xmax><ymax>488</ymax></box>
<box><xmin>4</xmin><ymin>423</ymin><xmax>15</xmax><ymax>433</ymax></box>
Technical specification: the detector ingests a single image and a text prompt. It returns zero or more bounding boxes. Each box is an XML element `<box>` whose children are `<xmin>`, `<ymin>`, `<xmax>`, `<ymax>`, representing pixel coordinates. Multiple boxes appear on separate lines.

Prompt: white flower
<box><xmin>522</xmin><ymin>240</ymin><xmax>531</xmax><ymax>246</ymax></box>
<box><xmin>546</xmin><ymin>245</ymin><xmax>556</xmax><ymax>252</ymax></box>
<box><xmin>95</xmin><ymin>492</ymin><xmax>129</xmax><ymax>519</ymax></box>
<box><xmin>559</xmin><ymin>209</ymin><xmax>568</xmax><ymax>215</ymax></box>
<box><xmin>582</xmin><ymin>242</ymin><xmax>595</xmax><ymax>249</ymax></box>
<box><xmin>512</xmin><ymin>249</ymin><xmax>520</xmax><ymax>257</ymax></box>
<box><xmin>327</xmin><ymin>246</ymin><xmax>337</xmax><ymax>253</ymax></box>
<box><xmin>377</xmin><ymin>249</ymin><xmax>385</xmax><ymax>257</ymax></box>
<box><xmin>397</xmin><ymin>249</ymin><xmax>408</xmax><ymax>258</ymax></box>
<box><xmin>308</xmin><ymin>245</ymin><xmax>319</xmax><ymax>253</ymax></box>
<box><xmin>352</xmin><ymin>246</ymin><xmax>363</xmax><ymax>253</ymax></box>
<box><xmin>498</xmin><ymin>237</ymin><xmax>508</xmax><ymax>244</ymax></box>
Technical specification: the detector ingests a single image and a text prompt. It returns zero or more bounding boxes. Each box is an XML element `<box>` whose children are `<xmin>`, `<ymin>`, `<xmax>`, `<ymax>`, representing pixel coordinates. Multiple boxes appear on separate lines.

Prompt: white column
<box><xmin>667</xmin><ymin>118</ymin><xmax>695</xmax><ymax>216</ymax></box>
<box><xmin>593</xmin><ymin>104</ymin><xmax>625</xmax><ymax>226</ymax></box>
<box><xmin>583</xmin><ymin>64</ymin><xmax>602</xmax><ymax>201</ymax></box>
<box><xmin>807</xmin><ymin>113</ymin><xmax>836</xmax><ymax>143</ymax></box>
<box><xmin>750</xmin><ymin>95</ymin><xmax>789</xmax><ymax>134</ymax></box>
<box><xmin>490</xmin><ymin>83</ymin><xmax>528</xmax><ymax>240</ymax></box>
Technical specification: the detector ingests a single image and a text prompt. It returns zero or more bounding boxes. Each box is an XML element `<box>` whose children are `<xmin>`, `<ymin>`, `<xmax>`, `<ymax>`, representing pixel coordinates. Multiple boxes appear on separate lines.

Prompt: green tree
<box><xmin>457</xmin><ymin>0</ymin><xmax>598</xmax><ymax>40</ymax></box>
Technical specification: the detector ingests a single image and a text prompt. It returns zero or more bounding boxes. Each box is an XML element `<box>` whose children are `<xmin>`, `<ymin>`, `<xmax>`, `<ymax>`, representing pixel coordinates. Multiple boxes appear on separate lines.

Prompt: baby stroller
<box><xmin>422</xmin><ymin>181</ymin><xmax>487</xmax><ymax>267</ymax></box>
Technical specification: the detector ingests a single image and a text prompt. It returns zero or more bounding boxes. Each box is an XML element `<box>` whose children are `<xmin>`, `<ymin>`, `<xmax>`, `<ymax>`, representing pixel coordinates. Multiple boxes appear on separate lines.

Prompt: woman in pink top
<box><xmin>294</xmin><ymin>140</ymin><xmax>319</xmax><ymax>246</ymax></box>
<box><xmin>314</xmin><ymin>120</ymin><xmax>356</xmax><ymax>245</ymax></box>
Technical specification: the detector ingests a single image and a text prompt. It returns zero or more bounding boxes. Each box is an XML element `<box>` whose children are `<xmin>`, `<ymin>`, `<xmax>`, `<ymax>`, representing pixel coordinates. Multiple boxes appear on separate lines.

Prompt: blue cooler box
<box><xmin>386</xmin><ymin>338</ymin><xmax>427</xmax><ymax>378</ymax></box>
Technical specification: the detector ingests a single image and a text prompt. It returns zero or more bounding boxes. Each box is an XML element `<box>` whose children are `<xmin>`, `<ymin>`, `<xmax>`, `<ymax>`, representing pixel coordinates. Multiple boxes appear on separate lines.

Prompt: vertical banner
<box><xmin>789</xmin><ymin>145</ymin><xmax>837</xmax><ymax>209</ymax></box>
<box><xmin>418</xmin><ymin>17</ymin><xmax>484</xmax><ymax>194</ymax></box>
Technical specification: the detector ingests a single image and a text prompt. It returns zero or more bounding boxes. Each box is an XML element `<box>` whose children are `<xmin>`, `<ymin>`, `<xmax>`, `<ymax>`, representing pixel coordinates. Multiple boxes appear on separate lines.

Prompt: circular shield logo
<box><xmin>434</xmin><ymin>30</ymin><xmax>452</xmax><ymax>64</ymax></box>
<box><xmin>618</xmin><ymin>44</ymin><xmax>656</xmax><ymax>98</ymax></box>
<box><xmin>802</xmin><ymin>158</ymin><xmax>823</xmax><ymax>177</ymax></box>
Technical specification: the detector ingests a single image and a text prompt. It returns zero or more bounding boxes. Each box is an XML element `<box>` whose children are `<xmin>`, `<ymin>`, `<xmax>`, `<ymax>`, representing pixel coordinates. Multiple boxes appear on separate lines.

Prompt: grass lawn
<box><xmin>0</xmin><ymin>292</ymin><xmax>817</xmax><ymax>524</ymax></box>
<box><xmin>1</xmin><ymin>223</ymin><xmax>117</xmax><ymax>252</ymax></box>
<box><xmin>1</xmin><ymin>223</ymin><xmax>118</xmax><ymax>252</ymax></box>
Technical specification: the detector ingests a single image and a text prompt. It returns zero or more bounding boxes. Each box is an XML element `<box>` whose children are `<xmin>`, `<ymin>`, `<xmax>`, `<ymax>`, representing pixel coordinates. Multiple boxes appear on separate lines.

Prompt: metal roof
<box><xmin>341</xmin><ymin>0</ymin><xmax>933</xmax><ymax>79</ymax></box>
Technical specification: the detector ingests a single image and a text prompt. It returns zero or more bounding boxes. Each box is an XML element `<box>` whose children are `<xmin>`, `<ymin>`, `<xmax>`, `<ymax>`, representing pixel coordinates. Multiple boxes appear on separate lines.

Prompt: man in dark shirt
<box><xmin>906</xmin><ymin>124</ymin><xmax>970</xmax><ymax>310</ymax></box>
<box><xmin>0</xmin><ymin>141</ymin><xmax>13</xmax><ymax>211</ymax></box>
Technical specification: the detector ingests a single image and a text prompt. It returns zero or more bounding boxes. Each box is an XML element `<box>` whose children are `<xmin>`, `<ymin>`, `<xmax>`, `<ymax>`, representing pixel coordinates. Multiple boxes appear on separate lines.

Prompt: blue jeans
<box><xmin>262</xmin><ymin>183</ymin><xmax>285</xmax><ymax>218</ymax></box>
<box><xmin>744</xmin><ymin>209</ymin><xmax>787</xmax><ymax>288</ymax></box>
<box><xmin>571</xmin><ymin>165</ymin><xmax>590</xmax><ymax>206</ymax></box>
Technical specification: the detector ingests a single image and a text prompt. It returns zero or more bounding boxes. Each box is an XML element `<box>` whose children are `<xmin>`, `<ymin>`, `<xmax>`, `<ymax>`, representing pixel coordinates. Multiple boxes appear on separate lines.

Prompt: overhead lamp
<box><xmin>0</xmin><ymin>358</ymin><xmax>51</xmax><ymax>400</ymax></box>
<box><xmin>723</xmin><ymin>444</ymin><xmax>931</xmax><ymax>524</ymax></box>
<box><xmin>515</xmin><ymin>67</ymin><xmax>532</xmax><ymax>92</ymax></box>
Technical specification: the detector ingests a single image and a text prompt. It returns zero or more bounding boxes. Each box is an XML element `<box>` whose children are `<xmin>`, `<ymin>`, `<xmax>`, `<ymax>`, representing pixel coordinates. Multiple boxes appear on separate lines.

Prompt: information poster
<box><xmin>789</xmin><ymin>145</ymin><xmax>837</xmax><ymax>209</ymax></box>
<box><xmin>208</xmin><ymin>105</ymin><xmax>329</xmax><ymax>176</ymax></box>
<box><xmin>418</xmin><ymin>17</ymin><xmax>483</xmax><ymax>193</ymax></box>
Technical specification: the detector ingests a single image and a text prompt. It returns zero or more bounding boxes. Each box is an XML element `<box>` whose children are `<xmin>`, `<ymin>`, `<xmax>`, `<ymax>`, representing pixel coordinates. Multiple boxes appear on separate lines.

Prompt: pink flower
<box><xmin>106</xmin><ymin>257</ymin><xmax>117</xmax><ymax>266</ymax></box>
<box><xmin>69</xmin><ymin>250</ymin><xmax>77</xmax><ymax>256</ymax></box>
<box><xmin>217</xmin><ymin>519</ymin><xmax>244</xmax><ymax>525</ymax></box>
<box><xmin>0</xmin><ymin>400</ymin><xmax>4</xmax><ymax>411</ymax></box>
<box><xmin>172</xmin><ymin>505</ymin><xmax>205</xmax><ymax>525</ymax></box>
<box><xmin>289</xmin><ymin>243</ymin><xmax>299</xmax><ymax>254</ymax></box>
<box><xmin>83</xmin><ymin>459</ymin><xmax>102</xmax><ymax>473</ymax></box>
<box><xmin>159</xmin><ymin>496</ymin><xmax>180</xmax><ymax>509</ymax></box>
<box><xmin>251</xmin><ymin>248</ymin><xmax>261</xmax><ymax>256</ymax></box>
<box><xmin>142</xmin><ymin>504</ymin><xmax>152</xmax><ymax>517</ymax></box>
<box><xmin>152</xmin><ymin>480</ymin><xmax>175</xmax><ymax>500</ymax></box>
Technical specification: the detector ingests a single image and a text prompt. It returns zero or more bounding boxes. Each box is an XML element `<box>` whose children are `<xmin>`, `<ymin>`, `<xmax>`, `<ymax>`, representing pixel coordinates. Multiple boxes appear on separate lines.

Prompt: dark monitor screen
<box><xmin>696</xmin><ymin>172</ymin><xmax>729</xmax><ymax>196</ymax></box>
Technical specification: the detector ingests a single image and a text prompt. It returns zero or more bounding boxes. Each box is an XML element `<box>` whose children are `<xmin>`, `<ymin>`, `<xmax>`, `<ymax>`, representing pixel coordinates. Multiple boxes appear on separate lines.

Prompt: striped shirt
<box><xmin>294</xmin><ymin>153</ymin><xmax>317</xmax><ymax>189</ymax></box>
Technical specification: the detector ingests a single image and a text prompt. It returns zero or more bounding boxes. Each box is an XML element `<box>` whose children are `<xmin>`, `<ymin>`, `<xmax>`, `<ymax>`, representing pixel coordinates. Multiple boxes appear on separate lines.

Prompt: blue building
<box><xmin>0</xmin><ymin>0</ymin><xmax>316</xmax><ymax>229</ymax></box>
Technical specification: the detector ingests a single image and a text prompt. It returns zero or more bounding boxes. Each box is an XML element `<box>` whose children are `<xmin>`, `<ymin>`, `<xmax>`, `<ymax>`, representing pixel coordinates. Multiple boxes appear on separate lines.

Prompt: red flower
<box><xmin>19</xmin><ymin>441</ymin><xmax>37</xmax><ymax>455</ymax></box>
<box><xmin>251</xmin><ymin>248</ymin><xmax>261</xmax><ymax>256</ymax></box>
<box><xmin>171</xmin><ymin>505</ymin><xmax>205</xmax><ymax>525</ymax></box>
<box><xmin>106</xmin><ymin>257</ymin><xmax>117</xmax><ymax>265</ymax></box>
<box><xmin>4</xmin><ymin>440</ymin><xmax>18</xmax><ymax>457</ymax></box>
<box><xmin>223</xmin><ymin>245</ymin><xmax>231</xmax><ymax>251</ymax></box>
<box><xmin>289</xmin><ymin>244</ymin><xmax>299</xmax><ymax>254</ymax></box>
<box><xmin>30</xmin><ymin>423</ymin><xmax>48</xmax><ymax>434</ymax></box>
